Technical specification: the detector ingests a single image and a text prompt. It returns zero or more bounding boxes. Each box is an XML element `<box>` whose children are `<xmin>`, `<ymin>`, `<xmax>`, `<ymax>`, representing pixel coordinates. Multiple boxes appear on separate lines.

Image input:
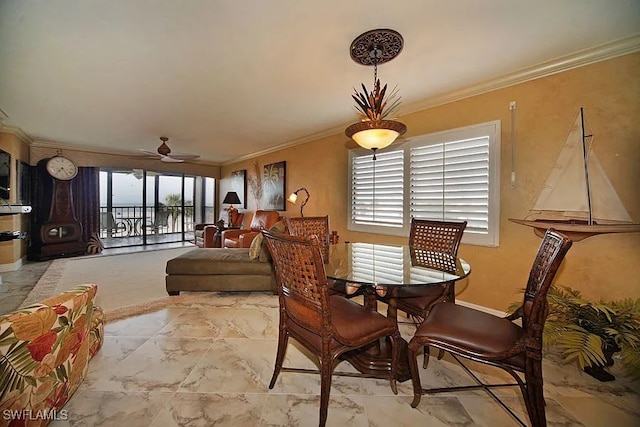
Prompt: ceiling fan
<box><xmin>140</xmin><ymin>137</ymin><xmax>200</xmax><ymax>163</ymax></box>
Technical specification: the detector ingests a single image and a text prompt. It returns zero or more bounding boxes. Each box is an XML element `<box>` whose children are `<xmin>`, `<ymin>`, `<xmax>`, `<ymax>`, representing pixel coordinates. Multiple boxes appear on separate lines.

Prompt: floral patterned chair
<box><xmin>0</xmin><ymin>284</ymin><xmax>104</xmax><ymax>426</ymax></box>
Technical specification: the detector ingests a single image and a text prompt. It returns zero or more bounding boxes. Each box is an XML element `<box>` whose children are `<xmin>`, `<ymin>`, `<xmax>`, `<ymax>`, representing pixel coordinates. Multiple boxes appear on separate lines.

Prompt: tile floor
<box><xmin>51</xmin><ymin>293</ymin><xmax>639</xmax><ymax>426</ymax></box>
<box><xmin>2</xmin><ymin>249</ymin><xmax>639</xmax><ymax>426</ymax></box>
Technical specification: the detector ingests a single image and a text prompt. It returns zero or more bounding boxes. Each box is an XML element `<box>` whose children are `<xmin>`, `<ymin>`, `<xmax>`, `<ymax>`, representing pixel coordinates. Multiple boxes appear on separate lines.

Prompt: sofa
<box><xmin>0</xmin><ymin>284</ymin><xmax>104</xmax><ymax>426</ymax></box>
<box><xmin>166</xmin><ymin>219</ymin><xmax>287</xmax><ymax>295</ymax></box>
<box><xmin>222</xmin><ymin>210</ymin><xmax>280</xmax><ymax>248</ymax></box>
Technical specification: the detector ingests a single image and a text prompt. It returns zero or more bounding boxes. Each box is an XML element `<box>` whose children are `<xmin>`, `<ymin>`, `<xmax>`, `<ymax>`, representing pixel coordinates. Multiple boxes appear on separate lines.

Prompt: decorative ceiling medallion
<box><xmin>349</xmin><ymin>29</ymin><xmax>404</xmax><ymax>66</ymax></box>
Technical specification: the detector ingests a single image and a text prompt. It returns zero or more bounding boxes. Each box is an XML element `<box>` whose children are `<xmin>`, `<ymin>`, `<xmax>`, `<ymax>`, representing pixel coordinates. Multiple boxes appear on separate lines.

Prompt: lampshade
<box><xmin>287</xmin><ymin>187</ymin><xmax>310</xmax><ymax>217</ymax></box>
<box><xmin>345</xmin><ymin>120</ymin><xmax>407</xmax><ymax>151</ymax></box>
<box><xmin>223</xmin><ymin>191</ymin><xmax>241</xmax><ymax>205</ymax></box>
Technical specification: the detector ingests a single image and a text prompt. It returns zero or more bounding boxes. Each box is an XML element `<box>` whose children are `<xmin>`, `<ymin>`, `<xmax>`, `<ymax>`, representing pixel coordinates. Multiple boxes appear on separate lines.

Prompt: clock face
<box><xmin>46</xmin><ymin>156</ymin><xmax>78</xmax><ymax>180</ymax></box>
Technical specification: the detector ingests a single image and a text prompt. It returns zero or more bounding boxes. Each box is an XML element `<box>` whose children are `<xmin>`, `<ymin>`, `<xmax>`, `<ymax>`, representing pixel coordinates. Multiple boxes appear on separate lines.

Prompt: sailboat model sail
<box><xmin>509</xmin><ymin>108</ymin><xmax>640</xmax><ymax>241</ymax></box>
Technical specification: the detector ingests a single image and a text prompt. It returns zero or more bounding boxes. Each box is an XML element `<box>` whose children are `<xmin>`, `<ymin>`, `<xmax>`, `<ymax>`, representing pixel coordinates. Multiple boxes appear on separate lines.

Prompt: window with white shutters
<box><xmin>348</xmin><ymin>120</ymin><xmax>500</xmax><ymax>246</ymax></box>
<box><xmin>349</xmin><ymin>150</ymin><xmax>404</xmax><ymax>230</ymax></box>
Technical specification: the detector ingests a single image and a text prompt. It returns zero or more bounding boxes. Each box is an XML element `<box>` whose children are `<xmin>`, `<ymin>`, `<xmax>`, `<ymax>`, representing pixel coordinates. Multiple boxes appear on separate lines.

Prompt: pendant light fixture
<box><xmin>345</xmin><ymin>29</ymin><xmax>407</xmax><ymax>158</ymax></box>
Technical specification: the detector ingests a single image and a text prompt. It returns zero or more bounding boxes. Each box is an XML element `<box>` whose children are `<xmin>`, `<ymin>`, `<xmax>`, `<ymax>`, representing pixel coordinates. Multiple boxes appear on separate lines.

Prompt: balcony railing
<box><xmin>99</xmin><ymin>205</ymin><xmax>195</xmax><ymax>241</ymax></box>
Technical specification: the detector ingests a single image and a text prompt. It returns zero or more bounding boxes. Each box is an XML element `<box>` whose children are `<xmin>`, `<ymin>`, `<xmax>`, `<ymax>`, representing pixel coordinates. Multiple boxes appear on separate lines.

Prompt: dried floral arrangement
<box><xmin>248</xmin><ymin>161</ymin><xmax>263</xmax><ymax>208</ymax></box>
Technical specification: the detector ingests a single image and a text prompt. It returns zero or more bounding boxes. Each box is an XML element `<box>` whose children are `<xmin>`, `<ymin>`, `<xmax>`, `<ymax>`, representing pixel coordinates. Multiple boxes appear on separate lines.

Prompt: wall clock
<box><xmin>46</xmin><ymin>155</ymin><xmax>78</xmax><ymax>180</ymax></box>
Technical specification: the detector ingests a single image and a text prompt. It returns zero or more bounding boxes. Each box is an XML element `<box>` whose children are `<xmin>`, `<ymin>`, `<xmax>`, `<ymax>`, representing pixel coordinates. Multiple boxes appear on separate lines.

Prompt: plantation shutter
<box><xmin>409</xmin><ymin>137</ymin><xmax>490</xmax><ymax>236</ymax></box>
<box><xmin>351</xmin><ymin>150</ymin><xmax>404</xmax><ymax>227</ymax></box>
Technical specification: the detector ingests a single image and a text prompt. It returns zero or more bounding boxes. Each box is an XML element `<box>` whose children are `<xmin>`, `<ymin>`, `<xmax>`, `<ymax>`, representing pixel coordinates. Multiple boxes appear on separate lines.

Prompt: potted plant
<box><xmin>511</xmin><ymin>285</ymin><xmax>640</xmax><ymax>381</ymax></box>
<box><xmin>546</xmin><ymin>286</ymin><xmax>640</xmax><ymax>381</ymax></box>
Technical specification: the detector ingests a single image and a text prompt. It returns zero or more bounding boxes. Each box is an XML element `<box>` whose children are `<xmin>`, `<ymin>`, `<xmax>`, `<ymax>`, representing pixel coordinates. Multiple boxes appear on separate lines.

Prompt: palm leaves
<box><xmin>0</xmin><ymin>333</ymin><xmax>40</xmax><ymax>402</ymax></box>
<box><xmin>352</xmin><ymin>79</ymin><xmax>401</xmax><ymax>122</ymax></box>
<box><xmin>543</xmin><ymin>285</ymin><xmax>640</xmax><ymax>378</ymax></box>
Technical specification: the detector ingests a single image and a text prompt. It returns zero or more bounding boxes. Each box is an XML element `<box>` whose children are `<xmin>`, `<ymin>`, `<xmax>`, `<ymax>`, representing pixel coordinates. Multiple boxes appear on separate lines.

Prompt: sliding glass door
<box><xmin>99</xmin><ymin>168</ymin><xmax>213</xmax><ymax>248</ymax></box>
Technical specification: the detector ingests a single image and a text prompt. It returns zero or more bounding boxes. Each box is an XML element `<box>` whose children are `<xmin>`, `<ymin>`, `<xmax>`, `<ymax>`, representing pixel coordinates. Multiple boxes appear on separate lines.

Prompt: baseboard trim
<box><xmin>0</xmin><ymin>257</ymin><xmax>24</xmax><ymax>273</ymax></box>
<box><xmin>456</xmin><ymin>299</ymin><xmax>507</xmax><ymax>318</ymax></box>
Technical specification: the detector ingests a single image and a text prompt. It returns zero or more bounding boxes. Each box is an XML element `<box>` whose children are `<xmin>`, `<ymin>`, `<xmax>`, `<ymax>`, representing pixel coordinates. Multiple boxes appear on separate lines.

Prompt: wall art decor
<box><xmin>230</xmin><ymin>169</ymin><xmax>247</xmax><ymax>208</ymax></box>
<box><xmin>262</xmin><ymin>161</ymin><xmax>286</xmax><ymax>210</ymax></box>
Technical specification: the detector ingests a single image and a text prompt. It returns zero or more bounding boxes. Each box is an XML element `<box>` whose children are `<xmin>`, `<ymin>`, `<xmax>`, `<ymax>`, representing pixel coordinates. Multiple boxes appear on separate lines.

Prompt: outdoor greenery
<box><xmin>164</xmin><ymin>194</ymin><xmax>193</xmax><ymax>231</ymax></box>
<box><xmin>511</xmin><ymin>285</ymin><xmax>640</xmax><ymax>378</ymax></box>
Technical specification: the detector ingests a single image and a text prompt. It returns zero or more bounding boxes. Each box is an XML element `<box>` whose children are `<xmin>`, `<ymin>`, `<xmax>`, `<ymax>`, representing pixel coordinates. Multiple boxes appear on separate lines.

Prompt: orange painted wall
<box><xmin>222</xmin><ymin>52</ymin><xmax>640</xmax><ymax>311</ymax></box>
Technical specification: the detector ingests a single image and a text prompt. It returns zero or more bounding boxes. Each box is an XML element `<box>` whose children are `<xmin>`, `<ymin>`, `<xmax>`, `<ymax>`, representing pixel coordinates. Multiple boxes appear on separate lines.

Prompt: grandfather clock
<box><xmin>28</xmin><ymin>156</ymin><xmax>87</xmax><ymax>260</ymax></box>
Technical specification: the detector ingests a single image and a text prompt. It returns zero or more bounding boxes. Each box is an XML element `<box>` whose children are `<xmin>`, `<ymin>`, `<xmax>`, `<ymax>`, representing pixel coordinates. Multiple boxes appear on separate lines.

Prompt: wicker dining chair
<box><xmin>263</xmin><ymin>230</ymin><xmax>401</xmax><ymax>427</ymax></box>
<box><xmin>285</xmin><ymin>216</ymin><xmax>330</xmax><ymax>260</ymax></box>
<box><xmin>407</xmin><ymin>229</ymin><xmax>572</xmax><ymax>427</ymax></box>
<box><xmin>380</xmin><ymin>219</ymin><xmax>467</xmax><ymax>326</ymax></box>
<box><xmin>285</xmin><ymin>216</ymin><xmax>357</xmax><ymax>297</ymax></box>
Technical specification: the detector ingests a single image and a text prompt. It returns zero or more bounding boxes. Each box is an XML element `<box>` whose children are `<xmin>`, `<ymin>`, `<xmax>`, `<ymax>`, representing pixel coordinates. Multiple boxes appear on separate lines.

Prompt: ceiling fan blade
<box><xmin>139</xmin><ymin>149</ymin><xmax>161</xmax><ymax>157</ymax></box>
<box><xmin>160</xmin><ymin>155</ymin><xmax>184</xmax><ymax>163</ymax></box>
<box><xmin>168</xmin><ymin>153</ymin><xmax>200</xmax><ymax>160</ymax></box>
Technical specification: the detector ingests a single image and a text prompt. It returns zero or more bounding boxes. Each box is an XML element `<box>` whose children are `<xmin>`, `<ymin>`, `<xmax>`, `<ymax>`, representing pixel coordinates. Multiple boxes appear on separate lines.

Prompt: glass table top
<box><xmin>325</xmin><ymin>242</ymin><xmax>471</xmax><ymax>287</ymax></box>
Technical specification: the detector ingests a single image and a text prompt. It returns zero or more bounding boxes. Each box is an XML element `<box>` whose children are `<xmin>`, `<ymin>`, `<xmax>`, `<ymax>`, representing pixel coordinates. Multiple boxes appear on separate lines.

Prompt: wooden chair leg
<box><xmin>523</xmin><ymin>358</ymin><xmax>547</xmax><ymax>427</ymax></box>
<box><xmin>389</xmin><ymin>332</ymin><xmax>401</xmax><ymax>395</ymax></box>
<box><xmin>319</xmin><ymin>360</ymin><xmax>333</xmax><ymax>427</ymax></box>
<box><xmin>269</xmin><ymin>329</ymin><xmax>288</xmax><ymax>389</ymax></box>
<box><xmin>407</xmin><ymin>340</ymin><xmax>424</xmax><ymax>408</ymax></box>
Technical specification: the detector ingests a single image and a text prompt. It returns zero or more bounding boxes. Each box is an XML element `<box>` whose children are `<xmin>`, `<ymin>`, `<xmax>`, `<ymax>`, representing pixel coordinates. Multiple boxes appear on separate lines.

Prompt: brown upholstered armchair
<box><xmin>194</xmin><ymin>223</ymin><xmax>220</xmax><ymax>248</ymax></box>
<box><xmin>222</xmin><ymin>210</ymin><xmax>280</xmax><ymax>248</ymax></box>
<box><xmin>195</xmin><ymin>213</ymin><xmax>245</xmax><ymax>248</ymax></box>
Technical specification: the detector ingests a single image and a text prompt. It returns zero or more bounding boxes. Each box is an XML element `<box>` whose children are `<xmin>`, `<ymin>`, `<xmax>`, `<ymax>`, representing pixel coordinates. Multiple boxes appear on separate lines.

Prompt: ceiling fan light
<box><xmin>345</xmin><ymin>119</ymin><xmax>407</xmax><ymax>151</ymax></box>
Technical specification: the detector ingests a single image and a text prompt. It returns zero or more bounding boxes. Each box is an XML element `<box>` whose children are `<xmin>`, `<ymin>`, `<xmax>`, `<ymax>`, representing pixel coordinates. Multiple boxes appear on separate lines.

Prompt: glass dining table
<box><xmin>325</xmin><ymin>242</ymin><xmax>471</xmax><ymax>382</ymax></box>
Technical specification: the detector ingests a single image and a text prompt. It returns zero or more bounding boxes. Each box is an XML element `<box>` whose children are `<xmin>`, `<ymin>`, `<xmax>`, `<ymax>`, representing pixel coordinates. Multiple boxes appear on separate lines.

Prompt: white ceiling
<box><xmin>1</xmin><ymin>0</ymin><xmax>639</xmax><ymax>164</ymax></box>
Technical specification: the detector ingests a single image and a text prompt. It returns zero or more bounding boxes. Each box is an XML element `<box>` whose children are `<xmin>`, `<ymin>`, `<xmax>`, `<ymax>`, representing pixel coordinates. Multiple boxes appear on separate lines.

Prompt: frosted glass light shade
<box><xmin>345</xmin><ymin>119</ymin><xmax>407</xmax><ymax>151</ymax></box>
<box><xmin>287</xmin><ymin>193</ymin><xmax>298</xmax><ymax>203</ymax></box>
<box><xmin>352</xmin><ymin>128</ymin><xmax>399</xmax><ymax>150</ymax></box>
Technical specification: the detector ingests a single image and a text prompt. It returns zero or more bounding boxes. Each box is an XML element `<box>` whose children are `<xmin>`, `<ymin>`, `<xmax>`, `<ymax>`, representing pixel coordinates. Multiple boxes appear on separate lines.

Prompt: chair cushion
<box><xmin>286</xmin><ymin>295</ymin><xmax>396</xmax><ymax>352</ymax></box>
<box><xmin>415</xmin><ymin>302</ymin><xmax>524</xmax><ymax>367</ymax></box>
<box><xmin>329</xmin><ymin>295</ymin><xmax>397</xmax><ymax>345</ymax></box>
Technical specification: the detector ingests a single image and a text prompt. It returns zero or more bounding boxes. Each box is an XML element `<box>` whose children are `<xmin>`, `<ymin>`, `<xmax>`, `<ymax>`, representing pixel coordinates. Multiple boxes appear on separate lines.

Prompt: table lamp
<box><xmin>223</xmin><ymin>191</ymin><xmax>241</xmax><ymax>225</ymax></box>
<box><xmin>287</xmin><ymin>187</ymin><xmax>310</xmax><ymax>217</ymax></box>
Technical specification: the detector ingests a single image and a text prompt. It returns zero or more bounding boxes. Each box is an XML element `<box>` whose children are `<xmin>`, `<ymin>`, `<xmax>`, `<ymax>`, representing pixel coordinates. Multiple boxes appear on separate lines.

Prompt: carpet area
<box><xmin>22</xmin><ymin>247</ymin><xmax>195</xmax><ymax>319</ymax></box>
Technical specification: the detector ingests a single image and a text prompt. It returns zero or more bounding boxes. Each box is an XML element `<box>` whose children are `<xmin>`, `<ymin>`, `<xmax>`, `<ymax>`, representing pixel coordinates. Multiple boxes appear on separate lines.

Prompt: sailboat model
<box><xmin>509</xmin><ymin>108</ymin><xmax>640</xmax><ymax>241</ymax></box>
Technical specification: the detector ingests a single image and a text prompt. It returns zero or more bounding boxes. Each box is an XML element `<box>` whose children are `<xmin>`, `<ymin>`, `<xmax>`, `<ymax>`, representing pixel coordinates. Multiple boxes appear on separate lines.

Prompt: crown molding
<box><xmin>0</xmin><ymin>125</ymin><xmax>35</xmax><ymax>145</ymax></box>
<box><xmin>402</xmin><ymin>33</ymin><xmax>640</xmax><ymax>114</ymax></box>
<box><xmin>221</xmin><ymin>125</ymin><xmax>346</xmax><ymax>165</ymax></box>
<box><xmin>224</xmin><ymin>34</ymin><xmax>640</xmax><ymax>165</ymax></box>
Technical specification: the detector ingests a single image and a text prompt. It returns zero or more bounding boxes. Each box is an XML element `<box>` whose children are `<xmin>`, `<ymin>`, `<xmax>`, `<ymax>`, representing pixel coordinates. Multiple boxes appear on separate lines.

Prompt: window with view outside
<box><xmin>348</xmin><ymin>120</ymin><xmax>500</xmax><ymax>247</ymax></box>
<box><xmin>99</xmin><ymin>169</ymin><xmax>215</xmax><ymax>248</ymax></box>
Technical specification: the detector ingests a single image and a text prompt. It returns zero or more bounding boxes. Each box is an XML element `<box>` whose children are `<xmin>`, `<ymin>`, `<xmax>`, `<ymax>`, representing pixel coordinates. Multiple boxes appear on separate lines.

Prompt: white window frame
<box><xmin>348</xmin><ymin>120</ymin><xmax>501</xmax><ymax>247</ymax></box>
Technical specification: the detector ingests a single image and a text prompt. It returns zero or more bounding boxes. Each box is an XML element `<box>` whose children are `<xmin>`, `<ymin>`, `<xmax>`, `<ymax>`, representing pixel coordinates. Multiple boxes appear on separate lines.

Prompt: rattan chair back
<box><xmin>285</xmin><ymin>216</ymin><xmax>330</xmax><ymax>261</ymax></box>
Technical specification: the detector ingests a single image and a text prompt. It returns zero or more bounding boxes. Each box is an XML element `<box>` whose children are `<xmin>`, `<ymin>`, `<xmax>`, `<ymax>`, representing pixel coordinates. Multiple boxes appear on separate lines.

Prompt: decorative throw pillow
<box><xmin>248</xmin><ymin>232</ymin><xmax>264</xmax><ymax>260</ymax></box>
<box><xmin>258</xmin><ymin>219</ymin><xmax>287</xmax><ymax>262</ymax></box>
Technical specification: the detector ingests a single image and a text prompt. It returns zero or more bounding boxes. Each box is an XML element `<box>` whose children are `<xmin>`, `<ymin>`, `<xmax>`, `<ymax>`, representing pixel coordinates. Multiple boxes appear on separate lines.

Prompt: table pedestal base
<box><xmin>342</xmin><ymin>336</ymin><xmax>412</xmax><ymax>382</ymax></box>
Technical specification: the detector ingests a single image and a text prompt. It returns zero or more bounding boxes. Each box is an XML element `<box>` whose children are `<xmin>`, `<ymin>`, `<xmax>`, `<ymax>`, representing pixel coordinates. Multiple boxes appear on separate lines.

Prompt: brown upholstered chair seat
<box><xmin>415</xmin><ymin>302</ymin><xmax>525</xmax><ymax>368</ymax></box>
<box><xmin>287</xmin><ymin>295</ymin><xmax>398</xmax><ymax>351</ymax></box>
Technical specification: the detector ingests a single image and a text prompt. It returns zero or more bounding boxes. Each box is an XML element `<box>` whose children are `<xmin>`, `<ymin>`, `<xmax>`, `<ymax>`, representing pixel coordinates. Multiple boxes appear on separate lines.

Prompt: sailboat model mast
<box><xmin>580</xmin><ymin>107</ymin><xmax>594</xmax><ymax>226</ymax></box>
<box><xmin>509</xmin><ymin>108</ymin><xmax>640</xmax><ymax>241</ymax></box>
